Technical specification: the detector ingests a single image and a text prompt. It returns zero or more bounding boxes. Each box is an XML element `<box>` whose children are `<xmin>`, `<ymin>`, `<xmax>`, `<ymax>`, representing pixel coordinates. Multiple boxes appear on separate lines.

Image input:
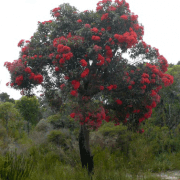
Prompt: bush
<box><xmin>35</xmin><ymin>119</ymin><xmax>53</xmax><ymax>133</ymax></box>
<box><xmin>47</xmin><ymin>129</ymin><xmax>71</xmax><ymax>149</ymax></box>
<box><xmin>0</xmin><ymin>151</ymin><xmax>34</xmax><ymax>180</ymax></box>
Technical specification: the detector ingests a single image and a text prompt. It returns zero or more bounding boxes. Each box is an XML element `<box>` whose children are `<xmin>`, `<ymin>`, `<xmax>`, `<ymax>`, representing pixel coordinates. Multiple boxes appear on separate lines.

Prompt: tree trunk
<box><xmin>79</xmin><ymin>124</ymin><xmax>94</xmax><ymax>175</ymax></box>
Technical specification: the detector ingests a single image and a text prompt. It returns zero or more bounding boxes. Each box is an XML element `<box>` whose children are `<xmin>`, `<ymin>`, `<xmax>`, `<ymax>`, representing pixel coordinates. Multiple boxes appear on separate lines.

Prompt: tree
<box><xmin>0</xmin><ymin>102</ymin><xmax>21</xmax><ymax>134</ymax></box>
<box><xmin>15</xmin><ymin>96</ymin><xmax>41</xmax><ymax>135</ymax></box>
<box><xmin>4</xmin><ymin>0</ymin><xmax>173</xmax><ymax>174</ymax></box>
<box><xmin>152</xmin><ymin>65</ymin><xmax>180</xmax><ymax>129</ymax></box>
<box><xmin>0</xmin><ymin>92</ymin><xmax>15</xmax><ymax>103</ymax></box>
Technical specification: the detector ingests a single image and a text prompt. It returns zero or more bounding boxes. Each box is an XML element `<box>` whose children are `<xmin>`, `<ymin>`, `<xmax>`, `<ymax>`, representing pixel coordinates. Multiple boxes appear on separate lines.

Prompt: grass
<box><xmin>1</xmin><ymin>120</ymin><xmax>180</xmax><ymax>179</ymax></box>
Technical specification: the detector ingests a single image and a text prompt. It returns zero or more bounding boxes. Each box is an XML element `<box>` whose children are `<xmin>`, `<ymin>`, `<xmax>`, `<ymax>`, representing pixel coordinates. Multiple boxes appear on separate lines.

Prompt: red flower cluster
<box><xmin>15</xmin><ymin>75</ymin><xmax>23</xmax><ymax>85</ymax></box>
<box><xmin>107</xmin><ymin>84</ymin><xmax>117</xmax><ymax>90</ymax></box>
<box><xmin>55</xmin><ymin>67</ymin><xmax>59</xmax><ymax>71</ymax></box>
<box><xmin>93</xmin><ymin>45</ymin><xmax>102</xmax><ymax>52</ymax></box>
<box><xmin>52</xmin><ymin>7</ymin><xmax>61</xmax><ymax>17</ymax></box>
<box><xmin>114</xmin><ymin>28</ymin><xmax>138</xmax><ymax>48</ymax></box>
<box><xmin>71</xmin><ymin>80</ymin><xmax>80</xmax><ymax>90</ymax></box>
<box><xmin>60</xmin><ymin>83</ymin><xmax>65</xmax><ymax>90</ymax></box>
<box><xmin>70</xmin><ymin>90</ymin><xmax>78</xmax><ymax>96</ymax></box>
<box><xmin>99</xmin><ymin>86</ymin><xmax>104</xmax><ymax>90</ymax></box>
<box><xmin>25</xmin><ymin>67</ymin><xmax>31</xmax><ymax>74</ymax></box>
<box><xmin>97</xmin><ymin>54</ymin><xmax>105</xmax><ymax>66</ymax></box>
<box><xmin>158</xmin><ymin>55</ymin><xmax>168</xmax><ymax>73</ymax></box>
<box><xmin>116</xmin><ymin>99</ymin><xmax>122</xmax><ymax>105</ymax></box>
<box><xmin>101</xmin><ymin>13</ymin><xmax>109</xmax><ymax>21</ymax></box>
<box><xmin>92</xmin><ymin>36</ymin><xmax>101</xmax><ymax>41</ymax></box>
<box><xmin>4</xmin><ymin>59</ymin><xmax>25</xmax><ymax>73</ymax></box>
<box><xmin>34</xmin><ymin>74</ymin><xmax>43</xmax><ymax>84</ymax></box>
<box><xmin>84</xmin><ymin>24</ymin><xmax>91</xmax><ymax>28</ymax></box>
<box><xmin>77</xmin><ymin>19</ymin><xmax>82</xmax><ymax>23</ymax></box>
<box><xmin>120</xmin><ymin>14</ymin><xmax>128</xmax><ymax>20</ymax></box>
<box><xmin>131</xmin><ymin>14</ymin><xmax>138</xmax><ymax>21</ymax></box>
<box><xmin>57</xmin><ymin>45</ymin><xmax>71</xmax><ymax>53</ymax></box>
<box><xmin>81</xmin><ymin>68</ymin><xmax>89</xmax><ymax>78</ymax></box>
<box><xmin>91</xmin><ymin>27</ymin><xmax>99</xmax><ymax>33</ymax></box>
<box><xmin>107</xmin><ymin>6</ymin><xmax>116</xmax><ymax>11</ymax></box>
<box><xmin>18</xmin><ymin>39</ymin><xmax>24</xmax><ymax>47</ymax></box>
<box><xmin>80</xmin><ymin>59</ymin><xmax>87</xmax><ymax>67</ymax></box>
<box><xmin>105</xmin><ymin>45</ymin><xmax>113</xmax><ymax>58</ymax></box>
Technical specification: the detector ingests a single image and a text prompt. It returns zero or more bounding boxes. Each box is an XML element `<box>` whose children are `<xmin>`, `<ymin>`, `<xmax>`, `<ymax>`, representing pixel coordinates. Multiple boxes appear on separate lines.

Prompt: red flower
<box><xmin>93</xmin><ymin>45</ymin><xmax>102</xmax><ymax>52</ymax></box>
<box><xmin>80</xmin><ymin>59</ymin><xmax>87</xmax><ymax>67</ymax></box>
<box><xmin>71</xmin><ymin>80</ymin><xmax>80</xmax><ymax>90</ymax></box>
<box><xmin>77</xmin><ymin>19</ymin><xmax>82</xmax><ymax>23</ymax></box>
<box><xmin>101</xmin><ymin>13</ymin><xmax>109</xmax><ymax>21</ymax></box>
<box><xmin>54</xmin><ymin>12</ymin><xmax>60</xmax><ymax>17</ymax></box>
<box><xmin>49</xmin><ymin>53</ymin><xmax>54</xmax><ymax>59</ymax></box>
<box><xmin>99</xmin><ymin>86</ymin><xmax>104</xmax><ymax>91</ymax></box>
<box><xmin>106</xmin><ymin>58</ymin><xmax>111</xmax><ymax>63</ymax></box>
<box><xmin>70</xmin><ymin>90</ymin><xmax>78</xmax><ymax>96</ymax></box>
<box><xmin>116</xmin><ymin>99</ymin><xmax>122</xmax><ymax>105</ymax></box>
<box><xmin>15</xmin><ymin>75</ymin><xmax>23</xmax><ymax>85</ymax></box>
<box><xmin>113</xmin><ymin>85</ymin><xmax>117</xmax><ymax>89</ymax></box>
<box><xmin>18</xmin><ymin>39</ymin><xmax>24</xmax><ymax>47</ymax></box>
<box><xmin>92</xmin><ymin>36</ymin><xmax>101</xmax><ymax>41</ymax></box>
<box><xmin>55</xmin><ymin>67</ymin><xmax>59</xmax><ymax>72</ymax></box>
<box><xmin>25</xmin><ymin>67</ymin><xmax>31</xmax><ymax>73</ymax></box>
<box><xmin>52</xmin><ymin>7</ymin><xmax>61</xmax><ymax>12</ymax></box>
<box><xmin>70</xmin><ymin>113</ymin><xmax>75</xmax><ymax>118</ymax></box>
<box><xmin>128</xmin><ymin>85</ymin><xmax>132</xmax><ymax>90</ymax></box>
<box><xmin>131</xmin><ymin>14</ymin><xmax>138</xmax><ymax>21</ymax></box>
<box><xmin>107</xmin><ymin>26</ymin><xmax>111</xmax><ymax>31</ymax></box>
<box><xmin>91</xmin><ymin>27</ymin><xmax>99</xmax><ymax>33</ymax></box>
<box><xmin>34</xmin><ymin>74</ymin><xmax>43</xmax><ymax>84</ymax></box>
<box><xmin>81</xmin><ymin>68</ymin><xmax>89</xmax><ymax>78</ymax></box>
<box><xmin>150</xmin><ymin>90</ymin><xmax>156</xmax><ymax>97</ymax></box>
<box><xmin>39</xmin><ymin>55</ymin><xmax>42</xmax><ymax>58</ymax></box>
<box><xmin>62</xmin><ymin>46</ymin><xmax>71</xmax><ymax>53</ymax></box>
<box><xmin>141</xmin><ymin>85</ymin><xmax>146</xmax><ymax>90</ymax></box>
<box><xmin>59</xmin><ymin>58</ymin><xmax>65</xmax><ymax>64</ymax></box>
<box><xmin>64</xmin><ymin>76</ymin><xmax>69</xmax><ymax>80</ymax></box>
<box><xmin>97</xmin><ymin>54</ymin><xmax>105</xmax><ymax>66</ymax></box>
<box><xmin>108</xmin><ymin>6</ymin><xmax>116</xmax><ymax>11</ymax></box>
<box><xmin>84</xmin><ymin>24</ymin><xmax>91</xmax><ymax>28</ymax></box>
<box><xmin>120</xmin><ymin>15</ymin><xmax>128</xmax><ymax>20</ymax></box>
<box><xmin>60</xmin><ymin>84</ymin><xmax>65</xmax><ymax>90</ymax></box>
<box><xmin>107</xmin><ymin>85</ymin><xmax>113</xmax><ymax>91</ymax></box>
<box><xmin>10</xmin><ymin>83</ymin><xmax>14</xmax><ymax>87</ymax></box>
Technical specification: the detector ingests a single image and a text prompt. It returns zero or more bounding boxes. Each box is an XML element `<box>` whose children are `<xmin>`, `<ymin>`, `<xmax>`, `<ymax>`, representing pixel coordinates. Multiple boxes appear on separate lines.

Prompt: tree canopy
<box><xmin>4</xmin><ymin>0</ymin><xmax>173</xmax><ymax>131</ymax></box>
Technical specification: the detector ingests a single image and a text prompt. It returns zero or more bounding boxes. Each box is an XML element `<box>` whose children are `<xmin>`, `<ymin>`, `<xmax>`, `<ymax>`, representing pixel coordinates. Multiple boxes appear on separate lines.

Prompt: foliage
<box><xmin>151</xmin><ymin>65</ymin><xmax>180</xmax><ymax>129</ymax></box>
<box><xmin>0</xmin><ymin>151</ymin><xmax>34</xmax><ymax>180</ymax></box>
<box><xmin>34</xmin><ymin>118</ymin><xmax>53</xmax><ymax>133</ymax></box>
<box><xmin>47</xmin><ymin>129</ymin><xmax>72</xmax><ymax>150</ymax></box>
<box><xmin>0</xmin><ymin>92</ymin><xmax>15</xmax><ymax>103</ymax></box>
<box><xmin>0</xmin><ymin>102</ymin><xmax>22</xmax><ymax>133</ymax></box>
<box><xmin>15</xmin><ymin>96</ymin><xmax>41</xmax><ymax>126</ymax></box>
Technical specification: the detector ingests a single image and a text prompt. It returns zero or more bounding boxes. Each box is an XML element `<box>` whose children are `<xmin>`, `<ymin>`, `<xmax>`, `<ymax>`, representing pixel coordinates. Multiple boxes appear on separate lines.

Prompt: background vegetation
<box><xmin>0</xmin><ymin>64</ymin><xmax>180</xmax><ymax>179</ymax></box>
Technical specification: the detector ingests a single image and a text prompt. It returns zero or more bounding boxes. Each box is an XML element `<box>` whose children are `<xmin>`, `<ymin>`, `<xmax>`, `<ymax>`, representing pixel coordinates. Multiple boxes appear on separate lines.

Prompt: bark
<box><xmin>79</xmin><ymin>124</ymin><xmax>94</xmax><ymax>175</ymax></box>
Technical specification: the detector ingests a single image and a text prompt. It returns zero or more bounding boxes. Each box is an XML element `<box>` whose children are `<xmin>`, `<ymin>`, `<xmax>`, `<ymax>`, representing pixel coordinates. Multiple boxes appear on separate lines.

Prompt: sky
<box><xmin>0</xmin><ymin>0</ymin><xmax>179</xmax><ymax>100</ymax></box>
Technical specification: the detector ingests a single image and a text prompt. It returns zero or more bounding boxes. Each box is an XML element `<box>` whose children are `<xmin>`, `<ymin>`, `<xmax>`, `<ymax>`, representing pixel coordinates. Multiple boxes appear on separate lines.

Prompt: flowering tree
<box><xmin>4</xmin><ymin>0</ymin><xmax>173</xmax><ymax>174</ymax></box>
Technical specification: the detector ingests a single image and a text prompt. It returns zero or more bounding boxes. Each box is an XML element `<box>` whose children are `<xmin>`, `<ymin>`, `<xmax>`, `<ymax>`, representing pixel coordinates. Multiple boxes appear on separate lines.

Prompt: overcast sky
<box><xmin>0</xmin><ymin>0</ymin><xmax>179</xmax><ymax>100</ymax></box>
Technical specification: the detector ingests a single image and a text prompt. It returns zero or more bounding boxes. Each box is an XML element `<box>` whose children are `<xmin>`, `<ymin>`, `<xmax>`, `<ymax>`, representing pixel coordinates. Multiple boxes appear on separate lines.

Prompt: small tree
<box><xmin>0</xmin><ymin>92</ymin><xmax>15</xmax><ymax>103</ymax></box>
<box><xmin>4</xmin><ymin>0</ymin><xmax>173</xmax><ymax>174</ymax></box>
<box><xmin>15</xmin><ymin>96</ymin><xmax>41</xmax><ymax>135</ymax></box>
<box><xmin>0</xmin><ymin>102</ymin><xmax>21</xmax><ymax>134</ymax></box>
